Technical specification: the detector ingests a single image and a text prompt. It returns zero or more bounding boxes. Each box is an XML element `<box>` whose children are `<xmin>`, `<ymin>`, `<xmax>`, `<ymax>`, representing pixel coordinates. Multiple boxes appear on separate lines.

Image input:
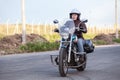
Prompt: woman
<box><xmin>55</xmin><ymin>9</ymin><xmax>87</xmax><ymax>65</ymax></box>
<box><xmin>70</xmin><ymin>9</ymin><xmax>87</xmax><ymax>56</ymax></box>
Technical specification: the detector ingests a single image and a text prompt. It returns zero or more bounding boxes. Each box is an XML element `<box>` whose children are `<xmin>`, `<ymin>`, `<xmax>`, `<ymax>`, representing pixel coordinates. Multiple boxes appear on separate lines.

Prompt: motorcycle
<box><xmin>50</xmin><ymin>19</ymin><xmax>94</xmax><ymax>77</ymax></box>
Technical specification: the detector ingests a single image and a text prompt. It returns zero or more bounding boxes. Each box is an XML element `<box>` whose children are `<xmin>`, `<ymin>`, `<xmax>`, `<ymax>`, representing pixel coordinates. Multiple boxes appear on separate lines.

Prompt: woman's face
<box><xmin>71</xmin><ymin>14</ymin><xmax>78</xmax><ymax>20</ymax></box>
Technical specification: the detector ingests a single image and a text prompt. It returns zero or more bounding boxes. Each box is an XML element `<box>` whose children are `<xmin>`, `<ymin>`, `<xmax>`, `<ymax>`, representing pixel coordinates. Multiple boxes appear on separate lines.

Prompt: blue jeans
<box><xmin>77</xmin><ymin>38</ymin><xmax>85</xmax><ymax>54</ymax></box>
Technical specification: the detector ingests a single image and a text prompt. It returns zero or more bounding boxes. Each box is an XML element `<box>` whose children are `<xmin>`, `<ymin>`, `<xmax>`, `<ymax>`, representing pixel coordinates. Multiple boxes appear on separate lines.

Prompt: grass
<box><xmin>0</xmin><ymin>34</ymin><xmax>5</xmax><ymax>39</ymax></box>
<box><xmin>0</xmin><ymin>23</ymin><xmax>118</xmax><ymax>39</ymax></box>
<box><xmin>0</xmin><ymin>23</ymin><xmax>119</xmax><ymax>53</ymax></box>
<box><xmin>83</xmin><ymin>33</ymin><xmax>96</xmax><ymax>39</ymax></box>
<box><xmin>42</xmin><ymin>34</ymin><xmax>60</xmax><ymax>42</ymax></box>
<box><xmin>113</xmin><ymin>38</ymin><xmax>120</xmax><ymax>43</ymax></box>
<box><xmin>20</xmin><ymin>41</ymin><xmax>59</xmax><ymax>52</ymax></box>
<box><xmin>42</xmin><ymin>33</ymin><xmax>96</xmax><ymax>42</ymax></box>
<box><xmin>93</xmin><ymin>40</ymin><xmax>107</xmax><ymax>45</ymax></box>
<box><xmin>19</xmin><ymin>33</ymin><xmax>96</xmax><ymax>52</ymax></box>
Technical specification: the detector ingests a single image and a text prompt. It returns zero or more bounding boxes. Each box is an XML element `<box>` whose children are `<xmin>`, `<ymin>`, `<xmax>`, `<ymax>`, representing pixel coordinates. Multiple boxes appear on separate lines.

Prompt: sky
<box><xmin>0</xmin><ymin>0</ymin><xmax>120</xmax><ymax>25</ymax></box>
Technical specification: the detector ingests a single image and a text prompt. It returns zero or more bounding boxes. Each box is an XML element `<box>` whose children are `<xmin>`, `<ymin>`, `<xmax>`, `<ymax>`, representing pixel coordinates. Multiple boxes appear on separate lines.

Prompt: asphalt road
<box><xmin>0</xmin><ymin>45</ymin><xmax>120</xmax><ymax>80</ymax></box>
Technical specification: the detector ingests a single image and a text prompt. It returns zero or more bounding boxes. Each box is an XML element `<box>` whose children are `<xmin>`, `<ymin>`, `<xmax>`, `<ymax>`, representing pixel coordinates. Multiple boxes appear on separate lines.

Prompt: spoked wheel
<box><xmin>76</xmin><ymin>54</ymin><xmax>87</xmax><ymax>71</ymax></box>
<box><xmin>59</xmin><ymin>48</ymin><xmax>68</xmax><ymax>77</ymax></box>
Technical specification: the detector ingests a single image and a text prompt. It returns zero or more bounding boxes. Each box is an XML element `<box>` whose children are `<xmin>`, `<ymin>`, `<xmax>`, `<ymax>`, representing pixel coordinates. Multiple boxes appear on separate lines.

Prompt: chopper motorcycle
<box><xmin>50</xmin><ymin>19</ymin><xmax>94</xmax><ymax>77</ymax></box>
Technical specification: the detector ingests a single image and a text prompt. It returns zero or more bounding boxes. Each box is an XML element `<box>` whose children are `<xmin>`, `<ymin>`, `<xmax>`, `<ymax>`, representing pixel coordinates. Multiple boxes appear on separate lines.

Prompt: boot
<box><xmin>77</xmin><ymin>52</ymin><xmax>86</xmax><ymax>63</ymax></box>
<box><xmin>80</xmin><ymin>54</ymin><xmax>85</xmax><ymax>63</ymax></box>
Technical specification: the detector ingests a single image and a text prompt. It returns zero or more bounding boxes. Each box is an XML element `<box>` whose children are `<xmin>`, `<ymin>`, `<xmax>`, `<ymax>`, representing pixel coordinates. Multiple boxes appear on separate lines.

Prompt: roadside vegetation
<box><xmin>20</xmin><ymin>42</ymin><xmax>59</xmax><ymax>52</ymax></box>
<box><xmin>0</xmin><ymin>24</ymin><xmax>120</xmax><ymax>55</ymax></box>
<box><xmin>0</xmin><ymin>28</ymin><xmax>120</xmax><ymax>55</ymax></box>
<box><xmin>113</xmin><ymin>38</ymin><xmax>120</xmax><ymax>43</ymax></box>
<box><xmin>19</xmin><ymin>33</ymin><xmax>120</xmax><ymax>53</ymax></box>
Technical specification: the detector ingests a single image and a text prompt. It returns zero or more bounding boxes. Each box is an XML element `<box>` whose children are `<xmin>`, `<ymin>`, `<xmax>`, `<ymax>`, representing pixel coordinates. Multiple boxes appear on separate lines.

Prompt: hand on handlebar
<box><xmin>54</xmin><ymin>28</ymin><xmax>59</xmax><ymax>33</ymax></box>
<box><xmin>75</xmin><ymin>27</ymin><xmax>85</xmax><ymax>32</ymax></box>
<box><xmin>79</xmin><ymin>27</ymin><xmax>84</xmax><ymax>32</ymax></box>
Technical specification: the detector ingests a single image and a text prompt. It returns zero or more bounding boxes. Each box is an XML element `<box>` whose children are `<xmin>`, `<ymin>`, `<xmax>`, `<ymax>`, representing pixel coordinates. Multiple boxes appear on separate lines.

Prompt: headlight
<box><xmin>60</xmin><ymin>33</ymin><xmax>69</xmax><ymax>39</ymax></box>
<box><xmin>64</xmin><ymin>27</ymin><xmax>69</xmax><ymax>32</ymax></box>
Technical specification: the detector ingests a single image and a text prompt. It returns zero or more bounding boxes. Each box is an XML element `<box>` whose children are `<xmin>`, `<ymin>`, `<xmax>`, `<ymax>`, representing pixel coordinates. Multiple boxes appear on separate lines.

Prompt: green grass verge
<box><xmin>19</xmin><ymin>42</ymin><xmax>59</xmax><ymax>52</ymax></box>
<box><xmin>93</xmin><ymin>40</ymin><xmax>107</xmax><ymax>45</ymax></box>
<box><xmin>113</xmin><ymin>38</ymin><xmax>120</xmax><ymax>43</ymax></box>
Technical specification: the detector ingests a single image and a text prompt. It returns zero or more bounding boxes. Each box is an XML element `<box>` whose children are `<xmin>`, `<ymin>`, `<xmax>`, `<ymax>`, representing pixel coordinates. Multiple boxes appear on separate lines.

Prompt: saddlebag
<box><xmin>84</xmin><ymin>40</ymin><xmax>95</xmax><ymax>54</ymax></box>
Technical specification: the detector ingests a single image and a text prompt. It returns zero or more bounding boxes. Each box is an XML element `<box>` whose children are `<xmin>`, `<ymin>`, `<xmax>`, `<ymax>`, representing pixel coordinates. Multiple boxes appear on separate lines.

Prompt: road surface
<box><xmin>0</xmin><ymin>45</ymin><xmax>120</xmax><ymax>80</ymax></box>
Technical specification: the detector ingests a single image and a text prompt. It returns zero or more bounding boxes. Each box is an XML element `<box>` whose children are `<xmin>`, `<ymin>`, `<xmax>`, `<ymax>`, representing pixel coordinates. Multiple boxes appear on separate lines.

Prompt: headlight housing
<box><xmin>60</xmin><ymin>33</ymin><xmax>69</xmax><ymax>39</ymax></box>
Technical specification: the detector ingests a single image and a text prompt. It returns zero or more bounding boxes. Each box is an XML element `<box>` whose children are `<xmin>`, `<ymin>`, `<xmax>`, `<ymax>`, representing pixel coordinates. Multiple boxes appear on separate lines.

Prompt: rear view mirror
<box><xmin>81</xmin><ymin>19</ymin><xmax>88</xmax><ymax>23</ymax></box>
<box><xmin>53</xmin><ymin>19</ymin><xmax>59</xmax><ymax>24</ymax></box>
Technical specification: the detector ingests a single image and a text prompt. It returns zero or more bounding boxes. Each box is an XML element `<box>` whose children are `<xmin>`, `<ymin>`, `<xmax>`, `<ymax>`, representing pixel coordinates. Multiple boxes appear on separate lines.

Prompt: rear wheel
<box><xmin>59</xmin><ymin>48</ymin><xmax>68</xmax><ymax>77</ymax></box>
<box><xmin>77</xmin><ymin>54</ymin><xmax>87</xmax><ymax>71</ymax></box>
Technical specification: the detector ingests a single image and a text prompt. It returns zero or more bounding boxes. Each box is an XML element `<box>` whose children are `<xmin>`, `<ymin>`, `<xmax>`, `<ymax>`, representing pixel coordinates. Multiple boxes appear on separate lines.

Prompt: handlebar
<box><xmin>54</xmin><ymin>28</ymin><xmax>59</xmax><ymax>33</ymax></box>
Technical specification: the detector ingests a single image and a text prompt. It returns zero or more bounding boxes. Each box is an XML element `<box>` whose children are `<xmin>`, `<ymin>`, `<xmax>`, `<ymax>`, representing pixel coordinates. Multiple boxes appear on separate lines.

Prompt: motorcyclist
<box><xmin>70</xmin><ymin>9</ymin><xmax>87</xmax><ymax>58</ymax></box>
<box><xmin>55</xmin><ymin>9</ymin><xmax>87</xmax><ymax>65</ymax></box>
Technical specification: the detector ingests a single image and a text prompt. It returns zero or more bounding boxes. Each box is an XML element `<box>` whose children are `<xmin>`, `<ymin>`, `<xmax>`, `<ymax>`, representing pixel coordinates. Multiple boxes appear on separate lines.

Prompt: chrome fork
<box><xmin>68</xmin><ymin>34</ymin><xmax>72</xmax><ymax>63</ymax></box>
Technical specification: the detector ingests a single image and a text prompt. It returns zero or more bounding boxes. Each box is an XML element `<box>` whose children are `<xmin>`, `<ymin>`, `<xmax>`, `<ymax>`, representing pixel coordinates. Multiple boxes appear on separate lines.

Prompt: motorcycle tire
<box><xmin>59</xmin><ymin>48</ymin><xmax>68</xmax><ymax>77</ymax></box>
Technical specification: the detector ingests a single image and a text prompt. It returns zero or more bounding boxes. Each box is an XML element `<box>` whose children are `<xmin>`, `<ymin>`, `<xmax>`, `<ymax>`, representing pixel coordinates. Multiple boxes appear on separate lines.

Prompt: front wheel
<box><xmin>59</xmin><ymin>48</ymin><xmax>68</xmax><ymax>77</ymax></box>
<box><xmin>76</xmin><ymin>54</ymin><xmax>87</xmax><ymax>71</ymax></box>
